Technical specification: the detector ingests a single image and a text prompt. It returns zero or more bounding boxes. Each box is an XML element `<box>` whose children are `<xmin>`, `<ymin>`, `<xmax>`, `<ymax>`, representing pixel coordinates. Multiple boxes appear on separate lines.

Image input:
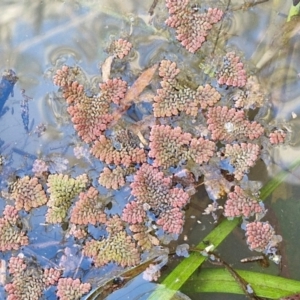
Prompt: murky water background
<box><xmin>0</xmin><ymin>0</ymin><xmax>300</xmax><ymax>299</ymax></box>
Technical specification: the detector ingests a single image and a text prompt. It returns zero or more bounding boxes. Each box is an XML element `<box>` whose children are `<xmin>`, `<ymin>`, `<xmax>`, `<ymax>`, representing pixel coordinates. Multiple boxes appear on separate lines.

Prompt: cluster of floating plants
<box><xmin>0</xmin><ymin>0</ymin><xmax>295</xmax><ymax>299</ymax></box>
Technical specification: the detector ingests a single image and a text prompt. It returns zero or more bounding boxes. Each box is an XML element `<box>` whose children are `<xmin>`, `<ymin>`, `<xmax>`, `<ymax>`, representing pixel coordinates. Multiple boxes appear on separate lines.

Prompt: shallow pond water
<box><xmin>0</xmin><ymin>0</ymin><xmax>300</xmax><ymax>299</ymax></box>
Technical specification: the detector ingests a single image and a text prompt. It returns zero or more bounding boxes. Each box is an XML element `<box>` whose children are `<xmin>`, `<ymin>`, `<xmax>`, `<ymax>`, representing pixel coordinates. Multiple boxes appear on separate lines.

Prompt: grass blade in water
<box><xmin>182</xmin><ymin>268</ymin><xmax>300</xmax><ymax>299</ymax></box>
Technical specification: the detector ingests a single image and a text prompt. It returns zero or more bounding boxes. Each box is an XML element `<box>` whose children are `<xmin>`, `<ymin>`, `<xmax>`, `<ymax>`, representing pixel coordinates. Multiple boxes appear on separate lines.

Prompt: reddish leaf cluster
<box><xmin>269</xmin><ymin>129</ymin><xmax>286</xmax><ymax>145</ymax></box>
<box><xmin>98</xmin><ymin>166</ymin><xmax>134</xmax><ymax>190</ymax></box>
<box><xmin>5</xmin><ymin>256</ymin><xmax>61</xmax><ymax>300</ymax></box>
<box><xmin>246</xmin><ymin>221</ymin><xmax>281</xmax><ymax>252</ymax></box>
<box><xmin>109</xmin><ymin>38</ymin><xmax>132</xmax><ymax>59</ymax></box>
<box><xmin>222</xmin><ymin>143</ymin><xmax>260</xmax><ymax>180</ymax></box>
<box><xmin>206</xmin><ymin>106</ymin><xmax>264</xmax><ymax>143</ymax></box>
<box><xmin>53</xmin><ymin>66</ymin><xmax>127</xmax><ymax>143</ymax></box>
<box><xmin>56</xmin><ymin>278</ymin><xmax>91</xmax><ymax>300</ymax></box>
<box><xmin>149</xmin><ymin>125</ymin><xmax>215</xmax><ymax>168</ymax></box>
<box><xmin>232</xmin><ymin>75</ymin><xmax>265</xmax><ymax>109</ymax></box>
<box><xmin>217</xmin><ymin>52</ymin><xmax>247</xmax><ymax>87</ymax></box>
<box><xmin>91</xmin><ymin>130</ymin><xmax>146</xmax><ymax>167</ymax></box>
<box><xmin>9</xmin><ymin>176</ymin><xmax>47</xmax><ymax>211</ymax></box>
<box><xmin>165</xmin><ymin>0</ymin><xmax>223</xmax><ymax>53</ymax></box>
<box><xmin>0</xmin><ymin>206</ymin><xmax>28</xmax><ymax>251</ymax></box>
<box><xmin>122</xmin><ymin>163</ymin><xmax>190</xmax><ymax>234</ymax></box>
<box><xmin>153</xmin><ymin>60</ymin><xmax>221</xmax><ymax>117</ymax></box>
<box><xmin>224</xmin><ymin>185</ymin><xmax>264</xmax><ymax>218</ymax></box>
<box><xmin>70</xmin><ymin>186</ymin><xmax>106</xmax><ymax>226</ymax></box>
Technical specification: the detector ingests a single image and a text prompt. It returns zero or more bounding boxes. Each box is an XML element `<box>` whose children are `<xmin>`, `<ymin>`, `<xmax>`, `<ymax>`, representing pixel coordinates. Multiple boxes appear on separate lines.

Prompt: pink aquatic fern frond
<box><xmin>10</xmin><ymin>176</ymin><xmax>47</xmax><ymax>211</ymax></box>
<box><xmin>206</xmin><ymin>106</ymin><xmax>264</xmax><ymax>143</ymax></box>
<box><xmin>105</xmin><ymin>215</ymin><xmax>125</xmax><ymax>234</ymax></box>
<box><xmin>189</xmin><ymin>137</ymin><xmax>216</xmax><ymax>164</ymax></box>
<box><xmin>149</xmin><ymin>125</ymin><xmax>215</xmax><ymax>168</ymax></box>
<box><xmin>56</xmin><ymin>278</ymin><xmax>91</xmax><ymax>300</ymax></box>
<box><xmin>70</xmin><ymin>186</ymin><xmax>106</xmax><ymax>225</ymax></box>
<box><xmin>0</xmin><ymin>206</ymin><xmax>28</xmax><ymax>251</ymax></box>
<box><xmin>67</xmin><ymin>97</ymin><xmax>114</xmax><ymax>143</ymax></box>
<box><xmin>158</xmin><ymin>59</ymin><xmax>180</xmax><ymax>80</ymax></box>
<box><xmin>156</xmin><ymin>207</ymin><xmax>185</xmax><ymax>235</ymax></box>
<box><xmin>63</xmin><ymin>81</ymin><xmax>85</xmax><ymax>105</ymax></box>
<box><xmin>91</xmin><ymin>135</ymin><xmax>120</xmax><ymax>164</ymax></box>
<box><xmin>7</xmin><ymin>256</ymin><xmax>26</xmax><ymax>275</ymax></box>
<box><xmin>224</xmin><ymin>185</ymin><xmax>264</xmax><ymax>218</ymax></box>
<box><xmin>6</xmin><ymin>256</ymin><xmax>61</xmax><ymax>300</ymax></box>
<box><xmin>109</xmin><ymin>39</ymin><xmax>132</xmax><ymax>59</ymax></box>
<box><xmin>53</xmin><ymin>66</ymin><xmax>128</xmax><ymax>143</ymax></box>
<box><xmin>232</xmin><ymin>75</ymin><xmax>265</xmax><ymax>109</ymax></box>
<box><xmin>99</xmin><ymin>77</ymin><xmax>128</xmax><ymax>105</ymax></box>
<box><xmin>130</xmin><ymin>163</ymin><xmax>173</xmax><ymax>206</ymax></box>
<box><xmin>91</xmin><ymin>132</ymin><xmax>146</xmax><ymax>167</ymax></box>
<box><xmin>98</xmin><ymin>166</ymin><xmax>128</xmax><ymax>190</ymax></box>
<box><xmin>149</xmin><ymin>125</ymin><xmax>191</xmax><ymax>168</ymax></box>
<box><xmin>122</xmin><ymin>201</ymin><xmax>147</xmax><ymax>224</ymax></box>
<box><xmin>196</xmin><ymin>84</ymin><xmax>222</xmax><ymax>110</ymax></box>
<box><xmin>217</xmin><ymin>52</ymin><xmax>247</xmax><ymax>87</ymax></box>
<box><xmin>153</xmin><ymin>60</ymin><xmax>221</xmax><ymax>117</ymax></box>
<box><xmin>246</xmin><ymin>221</ymin><xmax>281</xmax><ymax>252</ymax></box>
<box><xmin>269</xmin><ymin>129</ymin><xmax>286</xmax><ymax>145</ymax></box>
<box><xmin>53</xmin><ymin>65</ymin><xmax>73</xmax><ymax>87</ymax></box>
<box><xmin>126</xmin><ymin>163</ymin><xmax>190</xmax><ymax>234</ymax></box>
<box><xmin>222</xmin><ymin>143</ymin><xmax>260</xmax><ymax>180</ymax></box>
<box><xmin>43</xmin><ymin>268</ymin><xmax>62</xmax><ymax>286</ymax></box>
<box><xmin>165</xmin><ymin>1</ymin><xmax>224</xmax><ymax>53</ymax></box>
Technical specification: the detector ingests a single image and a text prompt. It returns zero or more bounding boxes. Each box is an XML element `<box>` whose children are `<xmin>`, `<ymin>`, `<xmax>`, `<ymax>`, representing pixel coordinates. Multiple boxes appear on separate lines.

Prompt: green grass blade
<box><xmin>182</xmin><ymin>268</ymin><xmax>300</xmax><ymax>299</ymax></box>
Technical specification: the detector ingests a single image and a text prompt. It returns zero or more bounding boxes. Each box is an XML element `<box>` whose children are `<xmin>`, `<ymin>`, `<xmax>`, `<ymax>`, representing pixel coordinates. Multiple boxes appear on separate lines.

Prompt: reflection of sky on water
<box><xmin>0</xmin><ymin>0</ymin><xmax>300</xmax><ymax>299</ymax></box>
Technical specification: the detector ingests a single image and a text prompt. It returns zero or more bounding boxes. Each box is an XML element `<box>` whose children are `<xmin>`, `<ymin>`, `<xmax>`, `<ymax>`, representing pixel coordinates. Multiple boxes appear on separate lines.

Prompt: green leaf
<box><xmin>147</xmin><ymin>159</ymin><xmax>300</xmax><ymax>299</ymax></box>
<box><xmin>182</xmin><ymin>268</ymin><xmax>300</xmax><ymax>299</ymax></box>
<box><xmin>287</xmin><ymin>2</ymin><xmax>300</xmax><ymax>22</ymax></box>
